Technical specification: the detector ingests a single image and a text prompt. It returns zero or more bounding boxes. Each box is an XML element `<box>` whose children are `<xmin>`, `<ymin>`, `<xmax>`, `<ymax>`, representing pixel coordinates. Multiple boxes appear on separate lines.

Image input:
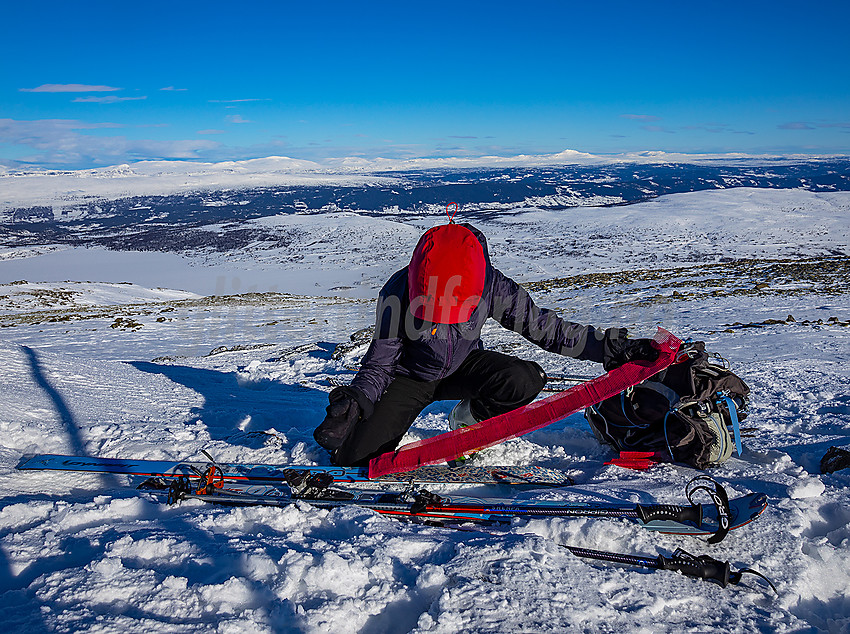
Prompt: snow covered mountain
<box><xmin>2</xmin><ymin>158</ymin><xmax>848</xmax><ymax>257</ymax></box>
<box><xmin>1</xmin><ymin>158</ymin><xmax>849</xmax><ymax>632</ymax></box>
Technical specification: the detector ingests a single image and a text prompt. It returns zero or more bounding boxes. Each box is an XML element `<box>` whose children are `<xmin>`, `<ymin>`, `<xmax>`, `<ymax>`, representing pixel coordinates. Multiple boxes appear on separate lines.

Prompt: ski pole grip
<box><xmin>635</xmin><ymin>503</ymin><xmax>702</xmax><ymax>526</ymax></box>
<box><xmin>660</xmin><ymin>550</ymin><xmax>732</xmax><ymax>587</ymax></box>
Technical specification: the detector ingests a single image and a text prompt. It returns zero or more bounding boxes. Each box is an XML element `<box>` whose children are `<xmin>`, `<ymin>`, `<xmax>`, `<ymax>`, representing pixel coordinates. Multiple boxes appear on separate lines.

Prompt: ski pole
<box><xmin>545</xmin><ymin>374</ymin><xmax>594</xmax><ymax>383</ymax></box>
<box><xmin>564</xmin><ymin>545</ymin><xmax>777</xmax><ymax>593</ymax></box>
<box><xmin>430</xmin><ymin>523</ymin><xmax>777</xmax><ymax>593</ymax></box>
<box><xmin>542</xmin><ymin>374</ymin><xmax>594</xmax><ymax>392</ymax></box>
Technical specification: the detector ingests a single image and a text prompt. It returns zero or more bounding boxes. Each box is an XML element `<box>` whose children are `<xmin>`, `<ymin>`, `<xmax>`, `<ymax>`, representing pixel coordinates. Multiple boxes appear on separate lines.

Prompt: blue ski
<box><xmin>16</xmin><ymin>453</ymin><xmax>574</xmax><ymax>487</ymax></box>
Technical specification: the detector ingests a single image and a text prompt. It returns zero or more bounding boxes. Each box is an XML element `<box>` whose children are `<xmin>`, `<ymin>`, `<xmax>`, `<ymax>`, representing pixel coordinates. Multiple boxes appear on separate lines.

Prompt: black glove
<box><xmin>313</xmin><ymin>387</ymin><xmax>369</xmax><ymax>452</ymax></box>
<box><xmin>602</xmin><ymin>328</ymin><xmax>659</xmax><ymax>371</ymax></box>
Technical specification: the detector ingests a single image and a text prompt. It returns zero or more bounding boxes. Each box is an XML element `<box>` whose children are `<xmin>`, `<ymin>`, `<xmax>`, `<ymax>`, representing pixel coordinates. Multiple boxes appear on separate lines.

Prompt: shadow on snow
<box><xmin>128</xmin><ymin>360</ymin><xmax>329</xmax><ymax>449</ymax></box>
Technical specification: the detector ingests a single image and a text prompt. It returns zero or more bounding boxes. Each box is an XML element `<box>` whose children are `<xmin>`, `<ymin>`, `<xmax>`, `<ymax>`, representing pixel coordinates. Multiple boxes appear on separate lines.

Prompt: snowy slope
<box><xmin>1</xmin><ymin>186</ymin><xmax>849</xmax><ymax>633</ymax></box>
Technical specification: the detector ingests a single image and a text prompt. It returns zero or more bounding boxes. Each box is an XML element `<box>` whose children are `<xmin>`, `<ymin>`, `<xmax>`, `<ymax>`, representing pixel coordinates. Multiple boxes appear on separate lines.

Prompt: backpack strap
<box><xmin>720</xmin><ymin>396</ymin><xmax>744</xmax><ymax>456</ymax></box>
<box><xmin>662</xmin><ymin>411</ymin><xmax>677</xmax><ymax>463</ymax></box>
<box><xmin>614</xmin><ymin>390</ymin><xmax>652</xmax><ymax>429</ymax></box>
<box><xmin>634</xmin><ymin>381</ymin><xmax>685</xmax><ymax>463</ymax></box>
<box><xmin>641</xmin><ymin>381</ymin><xmax>682</xmax><ymax>409</ymax></box>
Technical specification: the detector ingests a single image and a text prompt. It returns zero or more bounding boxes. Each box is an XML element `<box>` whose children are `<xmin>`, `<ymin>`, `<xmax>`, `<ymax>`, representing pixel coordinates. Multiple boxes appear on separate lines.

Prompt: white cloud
<box><xmin>198</xmin><ymin>129</ymin><xmax>226</xmax><ymax>135</ymax></box>
<box><xmin>779</xmin><ymin>122</ymin><xmax>816</xmax><ymax>130</ymax></box>
<box><xmin>0</xmin><ymin>119</ymin><xmax>123</xmax><ymax>134</ymax></box>
<box><xmin>73</xmin><ymin>96</ymin><xmax>148</xmax><ymax>104</ymax></box>
<box><xmin>683</xmin><ymin>123</ymin><xmax>755</xmax><ymax>135</ymax></box>
<box><xmin>210</xmin><ymin>98</ymin><xmax>269</xmax><ymax>103</ymax></box>
<box><xmin>160</xmin><ymin>86</ymin><xmax>188</xmax><ymax>91</ymax></box>
<box><xmin>621</xmin><ymin>114</ymin><xmax>661</xmax><ymax>122</ymax></box>
<box><xmin>778</xmin><ymin>120</ymin><xmax>850</xmax><ymax>131</ymax></box>
<box><xmin>641</xmin><ymin>125</ymin><xmax>675</xmax><ymax>134</ymax></box>
<box><xmin>0</xmin><ymin>118</ymin><xmax>219</xmax><ymax>167</ymax></box>
<box><xmin>20</xmin><ymin>84</ymin><xmax>122</xmax><ymax>93</ymax></box>
<box><xmin>226</xmin><ymin>115</ymin><xmax>251</xmax><ymax>124</ymax></box>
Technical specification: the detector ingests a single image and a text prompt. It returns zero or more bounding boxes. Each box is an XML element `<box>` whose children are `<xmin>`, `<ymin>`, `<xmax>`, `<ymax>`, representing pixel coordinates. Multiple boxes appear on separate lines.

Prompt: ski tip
<box><xmin>15</xmin><ymin>453</ymin><xmax>37</xmax><ymax>469</ymax></box>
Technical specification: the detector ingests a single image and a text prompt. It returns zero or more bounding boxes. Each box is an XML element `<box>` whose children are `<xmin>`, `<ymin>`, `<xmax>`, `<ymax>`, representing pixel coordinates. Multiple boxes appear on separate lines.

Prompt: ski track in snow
<box><xmin>0</xmin><ymin>186</ymin><xmax>849</xmax><ymax>633</ymax></box>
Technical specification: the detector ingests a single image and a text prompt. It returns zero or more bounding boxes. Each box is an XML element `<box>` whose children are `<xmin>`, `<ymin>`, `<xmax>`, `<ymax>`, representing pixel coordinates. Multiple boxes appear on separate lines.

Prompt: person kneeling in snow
<box><xmin>314</xmin><ymin>222</ymin><xmax>658</xmax><ymax>466</ymax></box>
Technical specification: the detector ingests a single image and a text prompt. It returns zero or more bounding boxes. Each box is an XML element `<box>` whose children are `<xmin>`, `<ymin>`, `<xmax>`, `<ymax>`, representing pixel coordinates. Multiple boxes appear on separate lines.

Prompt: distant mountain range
<box><xmin>2</xmin><ymin>160</ymin><xmax>849</xmax><ymax>256</ymax></box>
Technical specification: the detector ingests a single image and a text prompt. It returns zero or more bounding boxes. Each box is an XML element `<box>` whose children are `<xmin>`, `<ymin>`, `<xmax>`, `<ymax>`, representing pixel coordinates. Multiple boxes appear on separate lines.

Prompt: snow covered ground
<box><xmin>1</xmin><ymin>185</ymin><xmax>849</xmax><ymax>632</ymax></box>
<box><xmin>3</xmin><ymin>187</ymin><xmax>848</xmax><ymax>299</ymax></box>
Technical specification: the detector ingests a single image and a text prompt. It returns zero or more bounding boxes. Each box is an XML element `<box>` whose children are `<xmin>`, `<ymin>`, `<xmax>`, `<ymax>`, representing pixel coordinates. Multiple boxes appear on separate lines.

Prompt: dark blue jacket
<box><xmin>350</xmin><ymin>224</ymin><xmax>605</xmax><ymax>406</ymax></box>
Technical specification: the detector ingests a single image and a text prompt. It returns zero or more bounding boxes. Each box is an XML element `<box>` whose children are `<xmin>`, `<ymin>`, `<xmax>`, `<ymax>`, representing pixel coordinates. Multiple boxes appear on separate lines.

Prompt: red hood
<box><xmin>407</xmin><ymin>223</ymin><xmax>486</xmax><ymax>324</ymax></box>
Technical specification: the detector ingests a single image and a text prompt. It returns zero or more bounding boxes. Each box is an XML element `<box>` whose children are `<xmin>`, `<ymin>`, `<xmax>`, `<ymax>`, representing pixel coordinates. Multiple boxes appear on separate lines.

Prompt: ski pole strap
<box><xmin>659</xmin><ymin>548</ymin><xmax>730</xmax><ymax>585</ymax></box>
<box><xmin>721</xmin><ymin>396</ymin><xmax>744</xmax><ymax>456</ymax></box>
<box><xmin>686</xmin><ymin>476</ymin><xmax>732</xmax><ymax>544</ymax></box>
<box><xmin>728</xmin><ymin>566</ymin><xmax>778</xmax><ymax>594</ymax></box>
<box><xmin>661</xmin><ymin>549</ymin><xmax>777</xmax><ymax>593</ymax></box>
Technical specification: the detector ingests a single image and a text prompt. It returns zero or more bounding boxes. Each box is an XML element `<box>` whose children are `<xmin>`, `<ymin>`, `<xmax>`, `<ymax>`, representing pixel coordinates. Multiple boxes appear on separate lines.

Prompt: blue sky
<box><xmin>2</xmin><ymin>0</ymin><xmax>848</xmax><ymax>168</ymax></box>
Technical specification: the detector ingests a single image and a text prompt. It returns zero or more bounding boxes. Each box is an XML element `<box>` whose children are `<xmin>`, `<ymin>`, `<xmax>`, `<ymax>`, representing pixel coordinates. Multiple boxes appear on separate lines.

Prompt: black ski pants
<box><xmin>333</xmin><ymin>350</ymin><xmax>547</xmax><ymax>466</ymax></box>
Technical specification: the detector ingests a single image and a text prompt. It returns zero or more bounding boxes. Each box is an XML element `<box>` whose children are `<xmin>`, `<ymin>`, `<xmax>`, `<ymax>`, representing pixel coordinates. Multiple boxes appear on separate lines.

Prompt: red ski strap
<box><xmin>605</xmin><ymin>451</ymin><xmax>664</xmax><ymax>470</ymax></box>
<box><xmin>369</xmin><ymin>328</ymin><xmax>682</xmax><ymax>478</ymax></box>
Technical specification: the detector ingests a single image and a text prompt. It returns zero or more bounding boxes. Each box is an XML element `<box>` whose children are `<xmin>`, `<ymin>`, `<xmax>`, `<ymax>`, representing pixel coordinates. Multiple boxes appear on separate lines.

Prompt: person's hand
<box><xmin>313</xmin><ymin>387</ymin><xmax>364</xmax><ymax>451</ymax></box>
<box><xmin>602</xmin><ymin>328</ymin><xmax>659</xmax><ymax>371</ymax></box>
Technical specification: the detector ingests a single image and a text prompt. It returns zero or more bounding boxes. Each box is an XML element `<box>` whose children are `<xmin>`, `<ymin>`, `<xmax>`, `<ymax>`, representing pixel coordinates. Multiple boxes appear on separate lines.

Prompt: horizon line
<box><xmin>3</xmin><ymin>148</ymin><xmax>850</xmax><ymax>176</ymax></box>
